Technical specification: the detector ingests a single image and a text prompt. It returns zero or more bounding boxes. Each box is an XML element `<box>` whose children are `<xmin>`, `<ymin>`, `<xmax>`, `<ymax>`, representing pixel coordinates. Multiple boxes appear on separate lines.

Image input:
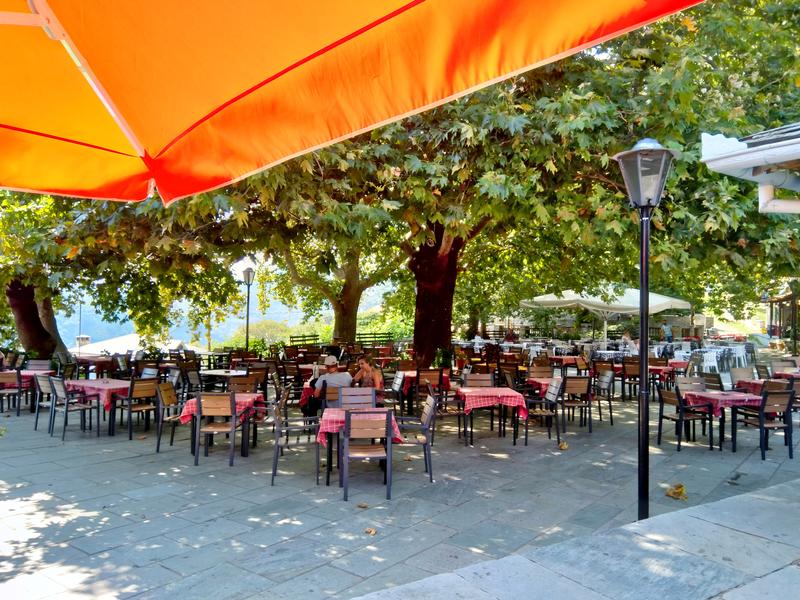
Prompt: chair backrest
<box><xmin>544</xmin><ymin>378</ymin><xmax>563</xmax><ymax>403</ymax></box>
<box><xmin>730</xmin><ymin>366</ymin><xmax>755</xmax><ymax>384</ymax></box>
<box><xmin>322</xmin><ymin>382</ymin><xmax>341</xmax><ymax>408</ymax></box>
<box><xmin>48</xmin><ymin>376</ymin><xmax>69</xmax><ymax>401</ymax></box>
<box><xmin>157</xmin><ymin>381</ymin><xmax>179</xmax><ymax>408</ymax></box>
<box><xmin>761</xmin><ymin>389</ymin><xmax>794</xmax><ymax>415</ymax></box>
<box><xmin>622</xmin><ymin>362</ymin><xmax>639</xmax><ymax>376</ymax></box>
<box><xmin>658</xmin><ymin>386</ymin><xmax>680</xmax><ymax>407</ymax></box>
<box><xmin>416</xmin><ymin>368</ymin><xmax>442</xmax><ymax>392</ymax></box>
<box><xmin>675</xmin><ymin>376</ymin><xmax>705</xmax><ymax>393</ymax></box>
<box><xmin>26</xmin><ymin>358</ymin><xmax>52</xmax><ymax>370</ymax></box>
<box><xmin>471</xmin><ymin>363</ymin><xmax>492</xmax><ymax>374</ymax></box>
<box><xmin>701</xmin><ymin>372</ymin><xmax>724</xmax><ymax>391</ymax></box>
<box><xmin>0</xmin><ymin>371</ymin><xmax>20</xmax><ymax>386</ymax></box>
<box><xmin>398</xmin><ymin>359</ymin><xmax>416</xmax><ymax>371</ymax></box>
<box><xmin>764</xmin><ymin>378</ymin><xmax>790</xmax><ymax>392</ymax></box>
<box><xmin>184</xmin><ymin>349</ymin><xmax>197</xmax><ymax>360</ymax></box>
<box><xmin>344</xmin><ymin>409</ymin><xmax>391</xmax><ymax>441</ymax></box>
<box><xmin>575</xmin><ymin>356</ymin><xmax>588</xmax><ymax>370</ymax></box>
<box><xmin>339</xmin><ymin>387</ymin><xmax>376</xmax><ymax>410</ymax></box>
<box><xmin>596</xmin><ymin>370</ymin><xmax>614</xmax><ymax>392</ymax></box>
<box><xmin>130</xmin><ymin>378</ymin><xmax>159</xmax><ymax>399</ymax></box>
<box><xmin>61</xmin><ymin>362</ymin><xmax>78</xmax><ymax>380</ymax></box>
<box><xmin>420</xmin><ymin>395</ymin><xmax>436</xmax><ymax>430</ymax></box>
<box><xmin>563</xmin><ymin>376</ymin><xmax>591</xmax><ymax>396</ymax></box>
<box><xmin>197</xmin><ymin>391</ymin><xmax>235</xmax><ymax>417</ymax></box>
<box><xmin>650</xmin><ymin>356</ymin><xmax>668</xmax><ymax>366</ymax></box>
<box><xmin>503</xmin><ymin>372</ymin><xmax>516</xmax><ymax>389</ymax></box>
<box><xmin>532</xmin><ymin>355</ymin><xmax>550</xmax><ymax>367</ymax></box>
<box><xmin>140</xmin><ymin>366</ymin><xmax>160</xmax><ymax>379</ymax></box>
<box><xmin>463</xmin><ymin>372</ymin><xmax>494</xmax><ymax>387</ymax></box>
<box><xmin>529</xmin><ymin>365</ymin><xmax>553</xmax><ymax>378</ymax></box>
<box><xmin>167</xmin><ymin>367</ymin><xmax>182</xmax><ymax>388</ymax></box>
<box><xmin>228</xmin><ymin>374</ymin><xmax>259</xmax><ymax>393</ymax></box>
<box><xmin>755</xmin><ymin>364</ymin><xmax>771</xmax><ymax>379</ymax></box>
<box><xmin>770</xmin><ymin>359</ymin><xmax>796</xmax><ymax>373</ymax></box>
<box><xmin>35</xmin><ymin>372</ymin><xmax>51</xmax><ymax>395</ymax></box>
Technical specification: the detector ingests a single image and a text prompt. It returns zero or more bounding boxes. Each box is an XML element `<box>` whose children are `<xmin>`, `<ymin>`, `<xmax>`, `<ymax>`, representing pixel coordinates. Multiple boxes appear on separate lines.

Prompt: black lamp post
<box><xmin>243</xmin><ymin>267</ymin><xmax>255</xmax><ymax>351</ymax></box>
<box><xmin>614</xmin><ymin>138</ymin><xmax>677</xmax><ymax>521</ymax></box>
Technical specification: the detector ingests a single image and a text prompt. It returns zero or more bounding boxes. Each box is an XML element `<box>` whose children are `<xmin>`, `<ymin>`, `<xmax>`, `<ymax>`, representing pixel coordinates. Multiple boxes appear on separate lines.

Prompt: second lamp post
<box><xmin>243</xmin><ymin>267</ymin><xmax>255</xmax><ymax>351</ymax></box>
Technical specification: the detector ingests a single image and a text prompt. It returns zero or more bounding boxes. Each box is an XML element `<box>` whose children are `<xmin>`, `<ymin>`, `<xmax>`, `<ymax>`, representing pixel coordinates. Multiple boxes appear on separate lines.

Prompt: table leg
<box><xmin>109</xmin><ymin>400</ymin><xmax>116</xmax><ymax>436</ymax></box>
<box><xmin>326</xmin><ymin>432</ymin><xmax>333</xmax><ymax>486</ymax></box>
<box><xmin>718</xmin><ymin>413</ymin><xmax>725</xmax><ymax>451</ymax></box>
<box><xmin>469</xmin><ymin>412</ymin><xmax>474</xmax><ymax>446</ymax></box>
<box><xmin>241</xmin><ymin>420</ymin><xmax>250</xmax><ymax>457</ymax></box>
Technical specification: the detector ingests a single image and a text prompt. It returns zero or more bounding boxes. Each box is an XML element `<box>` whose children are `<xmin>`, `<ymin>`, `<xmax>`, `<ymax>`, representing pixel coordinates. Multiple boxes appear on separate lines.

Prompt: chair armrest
<box><xmin>398</xmin><ymin>422</ymin><xmax>424</xmax><ymax>431</ymax></box>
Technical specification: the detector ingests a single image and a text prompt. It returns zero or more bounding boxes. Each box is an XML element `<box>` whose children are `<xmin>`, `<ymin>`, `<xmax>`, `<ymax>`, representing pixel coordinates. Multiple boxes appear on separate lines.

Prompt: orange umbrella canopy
<box><xmin>1</xmin><ymin>0</ymin><xmax>702</xmax><ymax>203</ymax></box>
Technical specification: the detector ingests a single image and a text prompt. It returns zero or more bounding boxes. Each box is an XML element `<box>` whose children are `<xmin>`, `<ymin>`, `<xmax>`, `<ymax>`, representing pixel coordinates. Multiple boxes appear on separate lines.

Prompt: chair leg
<box><xmin>426</xmin><ymin>444</ymin><xmax>433</xmax><ymax>483</ymax></box>
<box><xmin>315</xmin><ymin>441</ymin><xmax>320</xmax><ymax>485</ymax></box>
<box><xmin>271</xmin><ymin>437</ymin><xmax>280</xmax><ymax>485</ymax></box>
<box><xmin>34</xmin><ymin>394</ymin><xmax>41</xmax><ymax>430</ymax></box>
<box><xmin>342</xmin><ymin>455</ymin><xmax>349</xmax><ymax>501</ymax></box>
<box><xmin>228</xmin><ymin>427</ymin><xmax>235</xmax><ymax>467</ymax></box>
<box><xmin>676</xmin><ymin>412</ymin><xmax>682</xmax><ymax>451</ymax></box>
<box><xmin>386</xmin><ymin>444</ymin><xmax>392</xmax><ymax>500</ymax></box>
<box><xmin>156</xmin><ymin>416</ymin><xmax>163</xmax><ymax>453</ymax></box>
<box><xmin>170</xmin><ymin>422</ymin><xmax>177</xmax><ymax>446</ymax></box>
<box><xmin>194</xmin><ymin>420</ymin><xmax>201</xmax><ymax>465</ymax></box>
<box><xmin>608</xmin><ymin>400</ymin><xmax>614</xmax><ymax>426</ymax></box>
<box><xmin>96</xmin><ymin>404</ymin><xmax>101</xmax><ymax>437</ymax></box>
<box><xmin>657</xmin><ymin>408</ymin><xmax>663</xmax><ymax>445</ymax></box>
<box><xmin>127</xmin><ymin>404</ymin><xmax>133</xmax><ymax>441</ymax></box>
<box><xmin>61</xmin><ymin>406</ymin><xmax>69</xmax><ymax>441</ymax></box>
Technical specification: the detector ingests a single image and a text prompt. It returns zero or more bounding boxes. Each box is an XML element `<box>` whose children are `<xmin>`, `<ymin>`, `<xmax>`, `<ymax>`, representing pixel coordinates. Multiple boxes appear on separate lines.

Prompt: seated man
<box><xmin>303</xmin><ymin>355</ymin><xmax>352</xmax><ymax>416</ymax></box>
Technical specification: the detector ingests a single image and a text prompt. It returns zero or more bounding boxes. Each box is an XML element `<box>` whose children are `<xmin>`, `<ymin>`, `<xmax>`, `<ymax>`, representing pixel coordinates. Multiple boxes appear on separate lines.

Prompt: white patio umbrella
<box><xmin>520</xmin><ymin>287</ymin><xmax>691</xmax><ymax>347</ymax></box>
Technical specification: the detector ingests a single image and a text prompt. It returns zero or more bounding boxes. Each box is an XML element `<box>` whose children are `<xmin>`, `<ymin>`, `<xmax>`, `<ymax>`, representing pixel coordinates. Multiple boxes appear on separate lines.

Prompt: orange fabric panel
<box><xmin>0</xmin><ymin>0</ymin><xmax>703</xmax><ymax>202</ymax></box>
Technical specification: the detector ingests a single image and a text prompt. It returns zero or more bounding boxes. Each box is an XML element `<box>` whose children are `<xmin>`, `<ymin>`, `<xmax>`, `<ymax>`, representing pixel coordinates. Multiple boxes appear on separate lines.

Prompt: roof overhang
<box><xmin>701</xmin><ymin>123</ymin><xmax>800</xmax><ymax>213</ymax></box>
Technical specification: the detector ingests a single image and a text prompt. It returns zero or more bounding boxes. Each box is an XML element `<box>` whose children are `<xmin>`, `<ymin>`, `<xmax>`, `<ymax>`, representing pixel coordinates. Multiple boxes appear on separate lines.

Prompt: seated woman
<box><xmin>352</xmin><ymin>354</ymin><xmax>384</xmax><ymax>406</ymax></box>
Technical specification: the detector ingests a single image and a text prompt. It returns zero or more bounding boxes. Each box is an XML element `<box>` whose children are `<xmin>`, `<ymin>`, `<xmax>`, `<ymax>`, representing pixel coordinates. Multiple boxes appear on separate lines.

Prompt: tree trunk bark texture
<box><xmin>410</xmin><ymin>228</ymin><xmax>464</xmax><ymax>367</ymax></box>
<box><xmin>38</xmin><ymin>296</ymin><xmax>68</xmax><ymax>356</ymax></box>
<box><xmin>5</xmin><ymin>280</ymin><xmax>57</xmax><ymax>357</ymax></box>
<box><xmin>333</xmin><ymin>282</ymin><xmax>362</xmax><ymax>342</ymax></box>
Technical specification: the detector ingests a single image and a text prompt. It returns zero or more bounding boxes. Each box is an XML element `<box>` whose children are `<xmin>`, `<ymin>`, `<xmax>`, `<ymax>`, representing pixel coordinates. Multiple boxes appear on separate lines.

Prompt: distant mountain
<box><xmin>55</xmin><ymin>284</ymin><xmax>390</xmax><ymax>347</ymax></box>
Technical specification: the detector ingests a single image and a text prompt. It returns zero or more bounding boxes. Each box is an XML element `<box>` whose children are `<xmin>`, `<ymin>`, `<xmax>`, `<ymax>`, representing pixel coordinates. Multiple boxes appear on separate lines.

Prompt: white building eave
<box><xmin>701</xmin><ymin>132</ymin><xmax>800</xmax><ymax>213</ymax></box>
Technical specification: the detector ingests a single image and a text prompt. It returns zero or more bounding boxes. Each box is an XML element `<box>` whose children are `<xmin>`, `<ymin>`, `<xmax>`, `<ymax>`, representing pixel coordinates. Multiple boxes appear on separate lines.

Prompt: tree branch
<box><xmin>279</xmin><ymin>247</ymin><xmax>338</xmax><ymax>305</ymax></box>
<box><xmin>360</xmin><ymin>249</ymin><xmax>409</xmax><ymax>290</ymax></box>
<box><xmin>466</xmin><ymin>216</ymin><xmax>492</xmax><ymax>241</ymax></box>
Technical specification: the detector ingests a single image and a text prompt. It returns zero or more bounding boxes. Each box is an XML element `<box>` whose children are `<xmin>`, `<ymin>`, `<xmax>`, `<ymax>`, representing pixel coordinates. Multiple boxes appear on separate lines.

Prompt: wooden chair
<box><xmin>528</xmin><ymin>365</ymin><xmax>553</xmax><ymax>379</ymax></box>
<box><xmin>33</xmin><ymin>372</ymin><xmax>55</xmax><ymax>432</ymax></box>
<box><xmin>559</xmin><ymin>376</ymin><xmax>593</xmax><ymax>433</ymax></box>
<box><xmin>26</xmin><ymin>358</ymin><xmax>52</xmax><ymax>371</ymax></box>
<box><xmin>341</xmin><ymin>410</ymin><xmax>393</xmax><ymax>501</ymax></box>
<box><xmin>657</xmin><ymin>386</ymin><xmax>713</xmax><ymax>451</ymax></box>
<box><xmin>770</xmin><ymin>359</ymin><xmax>796</xmax><ymax>374</ymax></box>
<box><xmin>193</xmin><ymin>391</ymin><xmax>247</xmax><ymax>466</ymax></box>
<box><xmin>228</xmin><ymin>374</ymin><xmax>260</xmax><ymax>393</ymax></box>
<box><xmin>396</xmin><ymin>395</ymin><xmax>436</xmax><ymax>482</ymax></box>
<box><xmin>48</xmin><ymin>376</ymin><xmax>101</xmax><ymax>441</ymax></box>
<box><xmin>270</xmin><ymin>386</ymin><xmax>319</xmax><ymax>485</ymax></box>
<box><xmin>755</xmin><ymin>363</ymin><xmax>771</xmax><ymax>379</ymax></box>
<box><xmin>155</xmin><ymin>381</ymin><xmax>185</xmax><ymax>453</ymax></box>
<box><xmin>593</xmin><ymin>370</ymin><xmax>615</xmax><ymax>425</ymax></box>
<box><xmin>397</xmin><ymin>359</ymin><xmax>416</xmax><ymax>371</ymax></box>
<box><xmin>675</xmin><ymin>376</ymin><xmax>706</xmax><ymax>395</ymax></box>
<box><xmin>339</xmin><ymin>387</ymin><xmax>377</xmax><ymax>409</ymax></box>
<box><xmin>0</xmin><ymin>370</ymin><xmax>22</xmax><ymax>415</ymax></box>
<box><xmin>524</xmin><ymin>376</ymin><xmax>561</xmax><ymax>446</ymax></box>
<box><xmin>113</xmin><ymin>378</ymin><xmax>158</xmax><ymax>440</ymax></box>
<box><xmin>621</xmin><ymin>360</ymin><xmax>639</xmax><ymax>400</ymax></box>
<box><xmin>415</xmin><ymin>368</ymin><xmax>442</xmax><ymax>415</ymax></box>
<box><xmin>732</xmin><ymin>389</ymin><xmax>794</xmax><ymax>460</ymax></box>
<box><xmin>574</xmin><ymin>356</ymin><xmax>589</xmax><ymax>376</ymax></box>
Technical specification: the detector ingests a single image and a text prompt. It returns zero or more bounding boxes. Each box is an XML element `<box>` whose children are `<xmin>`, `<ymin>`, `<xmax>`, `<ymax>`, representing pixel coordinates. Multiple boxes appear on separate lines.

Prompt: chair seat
<box><xmin>0</xmin><ymin>388</ymin><xmax>20</xmax><ymax>395</ymax></box>
<box><xmin>562</xmin><ymin>400</ymin><xmax>590</xmax><ymax>408</ymax></box>
<box><xmin>129</xmin><ymin>403</ymin><xmax>155</xmax><ymax>412</ymax></box>
<box><xmin>199</xmin><ymin>422</ymin><xmax>235</xmax><ymax>433</ymax></box>
<box><xmin>347</xmin><ymin>444</ymin><xmax>387</xmax><ymax>458</ymax></box>
<box><xmin>66</xmin><ymin>402</ymin><xmax>94</xmax><ymax>411</ymax></box>
<box><xmin>528</xmin><ymin>408</ymin><xmax>556</xmax><ymax>417</ymax></box>
<box><xmin>743</xmin><ymin>417</ymin><xmax>787</xmax><ymax>429</ymax></box>
<box><xmin>162</xmin><ymin>414</ymin><xmax>183</xmax><ymax>422</ymax></box>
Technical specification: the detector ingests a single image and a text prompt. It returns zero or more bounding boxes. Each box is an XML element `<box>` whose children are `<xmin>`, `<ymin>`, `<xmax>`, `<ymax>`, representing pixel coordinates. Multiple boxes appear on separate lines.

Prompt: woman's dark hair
<box><xmin>356</xmin><ymin>353</ymin><xmax>373</xmax><ymax>367</ymax></box>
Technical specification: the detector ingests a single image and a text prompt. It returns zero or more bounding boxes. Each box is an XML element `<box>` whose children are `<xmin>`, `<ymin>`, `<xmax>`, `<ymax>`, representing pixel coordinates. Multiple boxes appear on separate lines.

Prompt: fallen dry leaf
<box><xmin>357</xmin><ymin>502</ymin><xmax>369</xmax><ymax>509</ymax></box>
<box><xmin>403</xmin><ymin>455</ymin><xmax>413</xmax><ymax>462</ymax></box>
<box><xmin>665</xmin><ymin>483</ymin><xmax>688</xmax><ymax>501</ymax></box>
<box><xmin>364</xmin><ymin>527</ymin><xmax>377</xmax><ymax>536</ymax></box>
<box><xmin>558</xmin><ymin>441</ymin><xmax>569</xmax><ymax>451</ymax></box>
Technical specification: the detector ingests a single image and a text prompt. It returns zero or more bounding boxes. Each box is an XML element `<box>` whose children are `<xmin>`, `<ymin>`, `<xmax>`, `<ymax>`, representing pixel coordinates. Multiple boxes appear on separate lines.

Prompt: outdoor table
<box><xmin>66</xmin><ymin>378</ymin><xmax>130</xmax><ymax>434</ymax></box>
<box><xmin>66</xmin><ymin>378</ymin><xmax>130</xmax><ymax>412</ymax></box>
<box><xmin>318</xmin><ymin>407</ymin><xmax>402</xmax><ymax>486</ymax></box>
<box><xmin>201</xmin><ymin>369</ymin><xmax>247</xmax><ymax>378</ymax></box>
<box><xmin>526</xmin><ymin>377</ymin><xmax>554</xmax><ymax>395</ymax></box>
<box><xmin>649</xmin><ymin>365</ymin><xmax>674</xmax><ymax>385</ymax></box>
<box><xmin>399</xmin><ymin>370</ymin><xmax>451</xmax><ymax>395</ymax></box>
<box><xmin>549</xmin><ymin>355</ymin><xmax>577</xmax><ymax>376</ymax></box>
<box><xmin>75</xmin><ymin>355</ymin><xmax>115</xmax><ymax>378</ymax></box>
<box><xmin>456</xmin><ymin>387</ymin><xmax>527</xmax><ymax>446</ymax></box>
<box><xmin>668</xmin><ymin>359</ymin><xmax>689</xmax><ymax>373</ymax></box>
<box><xmin>683</xmin><ymin>390</ymin><xmax>762</xmax><ymax>451</ymax></box>
<box><xmin>373</xmin><ymin>356</ymin><xmax>398</xmax><ymax>368</ymax></box>
<box><xmin>17</xmin><ymin>369</ymin><xmax>55</xmax><ymax>389</ymax></box>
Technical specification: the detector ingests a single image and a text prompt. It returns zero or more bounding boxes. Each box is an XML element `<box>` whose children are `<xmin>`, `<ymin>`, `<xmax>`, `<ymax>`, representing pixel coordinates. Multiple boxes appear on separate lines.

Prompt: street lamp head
<box><xmin>613</xmin><ymin>138</ymin><xmax>679</xmax><ymax>209</ymax></box>
<box><xmin>243</xmin><ymin>267</ymin><xmax>256</xmax><ymax>286</ymax></box>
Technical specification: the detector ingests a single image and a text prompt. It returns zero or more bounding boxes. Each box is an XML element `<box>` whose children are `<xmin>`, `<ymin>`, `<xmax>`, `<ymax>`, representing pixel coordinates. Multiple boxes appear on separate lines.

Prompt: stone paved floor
<box><xmin>1</xmin><ymin>390</ymin><xmax>799</xmax><ymax>599</ymax></box>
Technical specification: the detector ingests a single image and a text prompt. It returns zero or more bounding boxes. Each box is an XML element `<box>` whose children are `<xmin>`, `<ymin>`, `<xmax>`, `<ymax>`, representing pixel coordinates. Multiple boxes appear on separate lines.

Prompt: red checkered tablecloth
<box><xmin>317</xmin><ymin>408</ymin><xmax>402</xmax><ymax>447</ymax></box>
<box><xmin>683</xmin><ymin>390</ymin><xmax>762</xmax><ymax>418</ymax></box>
<box><xmin>179</xmin><ymin>392</ymin><xmax>263</xmax><ymax>424</ymax></box>
<box><xmin>456</xmin><ymin>387</ymin><xmax>527</xmax><ymax>420</ymax></box>
<box><xmin>66</xmin><ymin>378</ymin><xmax>130</xmax><ymax>411</ymax></box>
<box><xmin>549</xmin><ymin>356</ymin><xmax>577</xmax><ymax>366</ymax></box>
<box><xmin>668</xmin><ymin>359</ymin><xmax>689</xmax><ymax>369</ymax></box>
<box><xmin>14</xmin><ymin>369</ymin><xmax>55</xmax><ymax>389</ymax></box>
<box><xmin>773</xmin><ymin>370</ymin><xmax>800</xmax><ymax>380</ymax></box>
<box><xmin>525</xmin><ymin>377</ymin><xmax>554</xmax><ymax>395</ymax></box>
<box><xmin>400</xmin><ymin>371</ymin><xmax>451</xmax><ymax>395</ymax></box>
<box><xmin>735</xmin><ymin>379</ymin><xmax>764</xmax><ymax>395</ymax></box>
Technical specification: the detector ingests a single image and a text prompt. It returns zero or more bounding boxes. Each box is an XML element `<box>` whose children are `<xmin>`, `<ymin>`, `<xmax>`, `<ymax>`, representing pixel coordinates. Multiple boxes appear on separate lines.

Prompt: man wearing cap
<box><xmin>303</xmin><ymin>355</ymin><xmax>352</xmax><ymax>416</ymax></box>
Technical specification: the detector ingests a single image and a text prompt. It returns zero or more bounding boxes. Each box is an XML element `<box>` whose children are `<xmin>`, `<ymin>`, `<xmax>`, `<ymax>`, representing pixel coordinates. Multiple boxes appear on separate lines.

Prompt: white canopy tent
<box><xmin>520</xmin><ymin>287</ymin><xmax>691</xmax><ymax>347</ymax></box>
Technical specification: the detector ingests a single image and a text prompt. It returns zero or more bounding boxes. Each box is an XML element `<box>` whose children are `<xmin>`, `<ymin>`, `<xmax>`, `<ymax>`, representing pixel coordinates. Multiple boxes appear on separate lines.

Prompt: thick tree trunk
<box><xmin>465</xmin><ymin>305</ymin><xmax>481</xmax><ymax>340</ymax></box>
<box><xmin>410</xmin><ymin>229</ymin><xmax>464</xmax><ymax>367</ymax></box>
<box><xmin>332</xmin><ymin>282</ymin><xmax>362</xmax><ymax>342</ymax></box>
<box><xmin>5</xmin><ymin>280</ymin><xmax>57</xmax><ymax>357</ymax></box>
<box><xmin>37</xmin><ymin>297</ymin><xmax>68</xmax><ymax>356</ymax></box>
